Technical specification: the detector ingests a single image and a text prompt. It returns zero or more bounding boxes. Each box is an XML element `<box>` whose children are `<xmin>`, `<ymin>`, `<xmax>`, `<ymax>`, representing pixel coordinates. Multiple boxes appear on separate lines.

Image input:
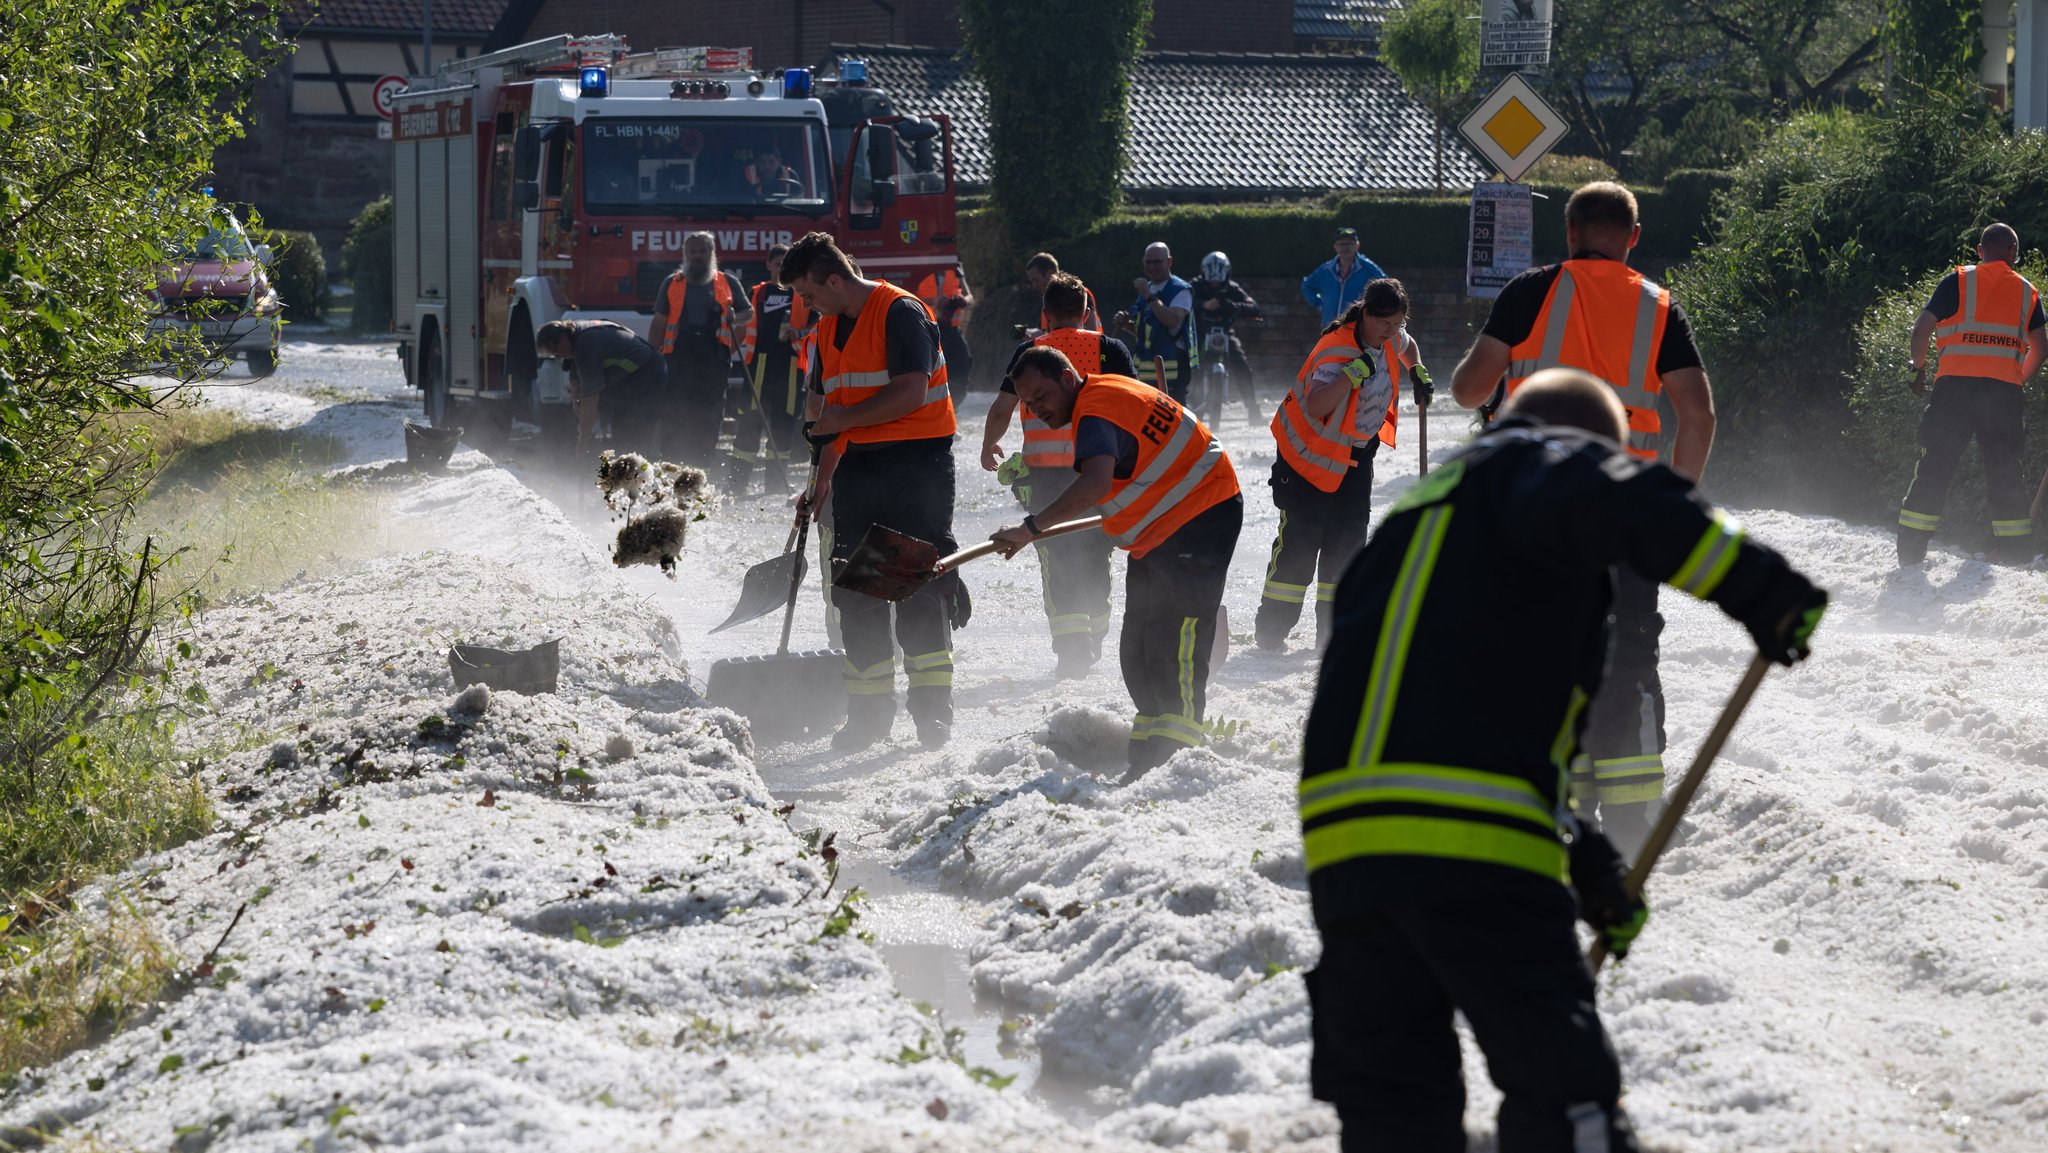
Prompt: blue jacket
<box><xmin>1300</xmin><ymin>255</ymin><xmax>1388</xmax><ymax>327</ymax></box>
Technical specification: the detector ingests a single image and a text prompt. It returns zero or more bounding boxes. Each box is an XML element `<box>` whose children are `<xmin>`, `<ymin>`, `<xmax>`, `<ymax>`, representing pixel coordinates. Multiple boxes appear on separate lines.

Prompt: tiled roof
<box><xmin>283</xmin><ymin>0</ymin><xmax>508</xmax><ymax>35</ymax></box>
<box><xmin>837</xmin><ymin>45</ymin><xmax>1486</xmax><ymax>195</ymax></box>
<box><xmin>1294</xmin><ymin>0</ymin><xmax>1403</xmax><ymax>42</ymax></box>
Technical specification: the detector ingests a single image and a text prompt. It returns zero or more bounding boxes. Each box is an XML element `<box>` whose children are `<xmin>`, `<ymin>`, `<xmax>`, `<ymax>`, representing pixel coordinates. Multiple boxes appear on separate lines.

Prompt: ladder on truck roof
<box><xmin>435</xmin><ymin>34</ymin><xmax>627</xmax><ymax>80</ymax></box>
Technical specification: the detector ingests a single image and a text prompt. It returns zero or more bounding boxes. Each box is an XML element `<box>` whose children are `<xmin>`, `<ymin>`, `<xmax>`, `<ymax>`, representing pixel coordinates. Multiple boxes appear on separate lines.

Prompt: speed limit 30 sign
<box><xmin>372</xmin><ymin>74</ymin><xmax>408</xmax><ymax>120</ymax></box>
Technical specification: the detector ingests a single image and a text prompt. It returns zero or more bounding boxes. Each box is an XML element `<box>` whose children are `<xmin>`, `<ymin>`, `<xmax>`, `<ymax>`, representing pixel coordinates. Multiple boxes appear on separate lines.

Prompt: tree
<box><xmin>1678</xmin><ymin>0</ymin><xmax>1887</xmax><ymax>107</ymax></box>
<box><xmin>1541</xmin><ymin>0</ymin><xmax>1715</xmax><ymax>169</ymax></box>
<box><xmin>1884</xmin><ymin>0</ymin><xmax>1983</xmax><ymax>97</ymax></box>
<box><xmin>1</xmin><ymin>2</ymin><xmax>282</xmax><ymax>786</ymax></box>
<box><xmin>958</xmin><ymin>0</ymin><xmax>1151</xmax><ymax>245</ymax></box>
<box><xmin>1379</xmin><ymin>0</ymin><xmax>1482</xmax><ymax>192</ymax></box>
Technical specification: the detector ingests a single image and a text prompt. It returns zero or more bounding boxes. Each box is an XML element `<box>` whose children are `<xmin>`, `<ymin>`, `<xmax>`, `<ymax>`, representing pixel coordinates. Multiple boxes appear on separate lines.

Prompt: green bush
<box><xmin>1670</xmin><ymin>92</ymin><xmax>2048</xmax><ymax>514</ymax></box>
<box><xmin>267</xmin><ymin>228</ymin><xmax>327</xmax><ymax>323</ymax></box>
<box><xmin>342</xmin><ymin>196</ymin><xmax>394</xmax><ymax>333</ymax></box>
<box><xmin>1847</xmin><ymin>256</ymin><xmax>2048</xmax><ymax>548</ymax></box>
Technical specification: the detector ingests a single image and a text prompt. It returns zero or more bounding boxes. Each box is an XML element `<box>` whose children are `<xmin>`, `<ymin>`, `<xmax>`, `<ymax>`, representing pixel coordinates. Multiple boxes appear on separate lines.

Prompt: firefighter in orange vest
<box><xmin>1255</xmin><ymin>278</ymin><xmax>1429</xmax><ymax>652</ymax></box>
<box><xmin>916</xmin><ymin>264</ymin><xmax>975</xmax><ymax>401</ymax></box>
<box><xmin>728</xmin><ymin>242</ymin><xmax>814</xmax><ymax>494</ymax></box>
<box><xmin>787</xmin><ymin>232</ymin><xmax>962</xmax><ymax>751</ymax></box>
<box><xmin>648</xmin><ymin>231</ymin><xmax>751</xmax><ymax>469</ymax></box>
<box><xmin>1447</xmin><ymin>181</ymin><xmax>1718</xmax><ymax>860</ymax></box>
<box><xmin>981</xmin><ymin>272</ymin><xmax>1139</xmax><ymax>677</ymax></box>
<box><xmin>994</xmin><ymin>348</ymin><xmax>1244</xmax><ymax>776</ymax></box>
<box><xmin>1901</xmin><ymin>222</ymin><xmax>2047</xmax><ymax>566</ymax></box>
<box><xmin>1024</xmin><ymin>252</ymin><xmax>1102</xmax><ymax>335</ymax></box>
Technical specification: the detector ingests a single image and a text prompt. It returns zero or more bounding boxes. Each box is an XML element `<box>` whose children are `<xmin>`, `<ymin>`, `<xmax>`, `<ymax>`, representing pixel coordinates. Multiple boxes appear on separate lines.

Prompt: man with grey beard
<box><xmin>649</xmin><ymin>231</ymin><xmax>752</xmax><ymax>467</ymax></box>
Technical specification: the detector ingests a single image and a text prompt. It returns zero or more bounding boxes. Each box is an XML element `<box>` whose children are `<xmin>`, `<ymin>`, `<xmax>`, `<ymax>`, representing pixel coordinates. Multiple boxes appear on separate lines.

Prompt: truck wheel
<box><xmin>247</xmin><ymin>343</ymin><xmax>280</xmax><ymax>377</ymax></box>
<box><xmin>421</xmin><ymin>328</ymin><xmax>449</xmax><ymax>427</ymax></box>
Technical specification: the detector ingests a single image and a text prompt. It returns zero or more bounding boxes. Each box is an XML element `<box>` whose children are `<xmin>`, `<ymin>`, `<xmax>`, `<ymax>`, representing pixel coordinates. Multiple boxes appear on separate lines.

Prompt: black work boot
<box><xmin>831</xmin><ymin>697</ymin><xmax>894</xmax><ymax>753</ymax></box>
<box><xmin>1897</xmin><ymin>529</ymin><xmax>1931</xmax><ymax>568</ymax></box>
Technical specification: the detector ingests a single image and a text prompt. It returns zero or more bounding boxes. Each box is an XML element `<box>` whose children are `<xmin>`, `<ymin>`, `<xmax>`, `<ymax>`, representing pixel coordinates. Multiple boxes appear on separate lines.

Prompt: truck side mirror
<box><xmin>866</xmin><ymin>124</ymin><xmax>899</xmax><ymax>178</ymax></box>
<box><xmin>513</xmin><ymin>124</ymin><xmax>543</xmax><ymax>210</ymax></box>
<box><xmin>870</xmin><ymin>178</ymin><xmax>897</xmax><ymax>208</ymax></box>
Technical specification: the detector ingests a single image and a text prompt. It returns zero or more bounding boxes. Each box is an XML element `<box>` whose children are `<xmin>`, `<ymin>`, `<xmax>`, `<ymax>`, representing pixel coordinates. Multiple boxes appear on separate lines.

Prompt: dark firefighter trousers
<box><xmin>727</xmin><ymin>350</ymin><xmax>806</xmax><ymax>491</ymax></box>
<box><xmin>1123</xmin><ymin>495</ymin><xmax>1242</xmax><ymax>772</ymax></box>
<box><xmin>663</xmin><ymin>334</ymin><xmax>733</xmax><ymax>469</ymax></box>
<box><xmin>1215</xmin><ymin>329</ymin><xmax>1261</xmax><ymax>418</ymax></box>
<box><xmin>1256</xmin><ymin>446</ymin><xmax>1377</xmax><ymax>648</ymax></box>
<box><xmin>1021</xmin><ymin>477</ymin><xmax>1115</xmax><ymax>662</ymax></box>
<box><xmin>1898</xmin><ymin>375</ymin><xmax>2035</xmax><ymax>562</ymax></box>
<box><xmin>940</xmin><ymin>325</ymin><xmax>974</xmax><ymax>402</ymax></box>
<box><xmin>1308</xmin><ymin>882</ymin><xmax>1641</xmax><ymax>1153</ymax></box>
<box><xmin>831</xmin><ymin>437</ymin><xmax>956</xmax><ymax>727</ymax></box>
<box><xmin>599</xmin><ymin>360</ymin><xmax>669</xmax><ymax>454</ymax></box>
<box><xmin>1572</xmin><ymin>568</ymin><xmax>1665</xmax><ymax>853</ymax></box>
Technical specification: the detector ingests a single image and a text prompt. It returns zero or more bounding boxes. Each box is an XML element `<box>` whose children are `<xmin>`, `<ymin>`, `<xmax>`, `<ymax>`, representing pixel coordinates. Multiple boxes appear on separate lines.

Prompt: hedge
<box><xmin>960</xmin><ymin>172</ymin><xmax>1733</xmax><ymax>297</ymax></box>
<box><xmin>1848</xmin><ymin>257</ymin><xmax>2048</xmax><ymax>550</ymax></box>
<box><xmin>265</xmin><ymin>228</ymin><xmax>327</xmax><ymax>323</ymax></box>
<box><xmin>342</xmin><ymin>196</ymin><xmax>393</xmax><ymax>333</ymax></box>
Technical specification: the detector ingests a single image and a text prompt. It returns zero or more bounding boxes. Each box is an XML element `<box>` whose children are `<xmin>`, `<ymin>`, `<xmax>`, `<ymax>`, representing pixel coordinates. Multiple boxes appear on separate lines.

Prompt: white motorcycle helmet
<box><xmin>1200</xmin><ymin>251</ymin><xmax>1230</xmax><ymax>283</ymax></box>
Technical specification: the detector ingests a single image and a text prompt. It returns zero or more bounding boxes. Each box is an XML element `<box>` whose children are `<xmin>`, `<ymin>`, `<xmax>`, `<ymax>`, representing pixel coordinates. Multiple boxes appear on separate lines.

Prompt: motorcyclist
<box><xmin>1191</xmin><ymin>251</ymin><xmax>1264</xmax><ymax>422</ymax></box>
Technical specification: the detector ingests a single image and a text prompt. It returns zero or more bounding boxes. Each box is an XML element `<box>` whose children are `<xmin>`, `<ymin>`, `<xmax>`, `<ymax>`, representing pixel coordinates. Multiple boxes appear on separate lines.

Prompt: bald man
<box><xmin>1113</xmin><ymin>241</ymin><xmax>1196</xmax><ymax>403</ymax></box>
<box><xmin>1299</xmin><ymin>367</ymin><xmax>1826</xmax><ymax>1153</ymax></box>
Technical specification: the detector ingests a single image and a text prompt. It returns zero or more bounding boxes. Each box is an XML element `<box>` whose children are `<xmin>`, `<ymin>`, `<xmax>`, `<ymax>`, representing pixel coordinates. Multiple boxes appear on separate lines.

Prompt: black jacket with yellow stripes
<box><xmin>1300</xmin><ymin>418</ymin><xmax>1809</xmax><ymax>925</ymax></box>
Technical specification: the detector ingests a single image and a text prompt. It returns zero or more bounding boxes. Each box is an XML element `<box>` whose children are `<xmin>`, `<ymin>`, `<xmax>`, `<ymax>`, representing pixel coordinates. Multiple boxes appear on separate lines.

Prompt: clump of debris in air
<box><xmin>600</xmin><ymin>450</ymin><xmax>713</xmax><ymax>577</ymax></box>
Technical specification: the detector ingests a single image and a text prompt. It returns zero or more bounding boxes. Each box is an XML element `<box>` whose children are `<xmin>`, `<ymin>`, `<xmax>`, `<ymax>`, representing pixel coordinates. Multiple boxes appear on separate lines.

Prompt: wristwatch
<box><xmin>1022</xmin><ymin>513</ymin><xmax>1042</xmax><ymax>537</ymax></box>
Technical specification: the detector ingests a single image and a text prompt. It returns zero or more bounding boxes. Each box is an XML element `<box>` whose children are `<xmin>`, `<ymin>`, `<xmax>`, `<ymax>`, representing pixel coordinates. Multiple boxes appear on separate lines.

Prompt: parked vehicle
<box><xmin>150</xmin><ymin>208</ymin><xmax>284</xmax><ymax>376</ymax></box>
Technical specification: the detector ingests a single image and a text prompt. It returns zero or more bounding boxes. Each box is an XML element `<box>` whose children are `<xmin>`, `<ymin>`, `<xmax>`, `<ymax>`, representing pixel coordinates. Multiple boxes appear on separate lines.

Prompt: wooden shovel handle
<box><xmin>935</xmin><ymin>516</ymin><xmax>1107</xmax><ymax>573</ymax></box>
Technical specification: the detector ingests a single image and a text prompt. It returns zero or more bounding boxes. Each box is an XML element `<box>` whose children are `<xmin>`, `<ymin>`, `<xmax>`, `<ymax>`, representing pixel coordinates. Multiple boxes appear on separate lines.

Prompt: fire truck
<box><xmin>389</xmin><ymin>35</ymin><xmax>962</xmax><ymax>432</ymax></box>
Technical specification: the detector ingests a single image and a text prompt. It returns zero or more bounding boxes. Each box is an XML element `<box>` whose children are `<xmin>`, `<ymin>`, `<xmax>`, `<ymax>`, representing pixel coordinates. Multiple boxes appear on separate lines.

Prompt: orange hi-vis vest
<box><xmin>1504</xmin><ymin>259</ymin><xmax>1671</xmax><ymax>461</ymax></box>
<box><xmin>1021</xmin><ymin>328</ymin><xmax>1104</xmax><ymax>467</ymax></box>
<box><xmin>1073</xmin><ymin>374</ymin><xmax>1240</xmax><ymax>559</ymax></box>
<box><xmin>1935</xmin><ymin>261</ymin><xmax>2039</xmax><ymax>385</ymax></box>
<box><xmin>1272</xmin><ymin>329</ymin><xmax>1410</xmax><ymax>492</ymax></box>
<box><xmin>816</xmin><ymin>281</ymin><xmax>956</xmax><ymax>444</ymax></box>
<box><xmin>743</xmin><ymin>281</ymin><xmax>812</xmax><ymax>363</ymax></box>
<box><xmin>659</xmin><ymin>270</ymin><xmax>736</xmax><ymax>355</ymax></box>
<box><xmin>1040</xmin><ymin>284</ymin><xmax>1103</xmax><ymax>333</ymax></box>
<box><xmin>916</xmin><ymin>269</ymin><xmax>967</xmax><ymax>328</ymax></box>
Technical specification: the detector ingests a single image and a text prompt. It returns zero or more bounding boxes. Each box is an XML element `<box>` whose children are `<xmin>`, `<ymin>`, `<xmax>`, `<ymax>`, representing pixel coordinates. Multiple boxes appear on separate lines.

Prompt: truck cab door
<box><xmin>844</xmin><ymin>122</ymin><xmax>898</xmax><ymax>231</ymax></box>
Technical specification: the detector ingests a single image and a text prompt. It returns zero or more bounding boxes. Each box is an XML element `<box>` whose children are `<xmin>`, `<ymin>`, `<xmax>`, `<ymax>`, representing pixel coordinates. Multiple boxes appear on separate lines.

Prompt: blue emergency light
<box><xmin>579</xmin><ymin>65</ymin><xmax>609</xmax><ymax>98</ymax></box>
<box><xmin>783</xmin><ymin>68</ymin><xmax>812</xmax><ymax>99</ymax></box>
<box><xmin>843</xmin><ymin>59</ymin><xmax>868</xmax><ymax>86</ymax></box>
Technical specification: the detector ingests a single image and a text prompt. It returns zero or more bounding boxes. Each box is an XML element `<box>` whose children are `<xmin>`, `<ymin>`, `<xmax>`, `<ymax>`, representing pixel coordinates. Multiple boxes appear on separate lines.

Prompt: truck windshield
<box><xmin>581</xmin><ymin>119</ymin><xmax>832</xmax><ymax>217</ymax></box>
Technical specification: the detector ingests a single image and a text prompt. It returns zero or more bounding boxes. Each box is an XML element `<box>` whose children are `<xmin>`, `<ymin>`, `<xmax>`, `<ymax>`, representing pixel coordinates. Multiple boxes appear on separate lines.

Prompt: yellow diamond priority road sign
<box><xmin>1458</xmin><ymin>73</ymin><xmax>1569</xmax><ymax>183</ymax></box>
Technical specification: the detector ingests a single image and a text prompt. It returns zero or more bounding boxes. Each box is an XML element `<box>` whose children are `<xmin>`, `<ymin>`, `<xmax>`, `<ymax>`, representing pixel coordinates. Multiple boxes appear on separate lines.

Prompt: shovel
<box><xmin>706</xmin><ymin>444</ymin><xmax>846</xmax><ymax>741</ymax></box>
<box><xmin>1587</xmin><ymin>654</ymin><xmax>1771</xmax><ymax>972</ymax></box>
<box><xmin>711</xmin><ymin>440</ymin><xmax>822</xmax><ymax>634</ymax></box>
<box><xmin>834</xmin><ymin>517</ymin><xmax>1106</xmax><ymax>602</ymax></box>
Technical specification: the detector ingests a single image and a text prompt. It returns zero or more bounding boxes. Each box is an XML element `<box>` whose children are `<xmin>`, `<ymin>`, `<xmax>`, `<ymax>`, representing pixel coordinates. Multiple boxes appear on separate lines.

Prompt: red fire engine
<box><xmin>390</xmin><ymin>35</ymin><xmax>961</xmax><ymax>433</ymax></box>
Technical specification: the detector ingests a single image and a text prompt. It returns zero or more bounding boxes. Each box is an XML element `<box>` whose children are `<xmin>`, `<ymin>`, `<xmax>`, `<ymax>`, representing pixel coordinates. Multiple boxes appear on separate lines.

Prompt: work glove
<box><xmin>1410</xmin><ymin>363</ymin><xmax>1435</xmax><ymax>408</ymax></box>
<box><xmin>1340</xmin><ymin>349</ymin><xmax>1379</xmax><ymax>389</ymax></box>
<box><xmin>1568</xmin><ymin>816</ymin><xmax>1649</xmax><ymax>961</ymax></box>
<box><xmin>1743</xmin><ymin>570</ymin><xmax>1828</xmax><ymax>667</ymax></box>
<box><xmin>1478</xmin><ymin>378</ymin><xmax>1506</xmax><ymax>425</ymax></box>
<box><xmin>801</xmin><ymin>421</ymin><xmax>836</xmax><ymax>449</ymax></box>
<box><xmin>996</xmin><ymin>453</ymin><xmax>1031</xmax><ymax>488</ymax></box>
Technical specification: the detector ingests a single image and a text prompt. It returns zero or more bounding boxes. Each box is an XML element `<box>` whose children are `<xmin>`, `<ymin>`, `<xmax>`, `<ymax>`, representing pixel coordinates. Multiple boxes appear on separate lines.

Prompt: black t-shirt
<box><xmin>1480</xmin><ymin>259</ymin><xmax>1703</xmax><ymax>376</ymax></box>
<box><xmin>754</xmin><ymin>285</ymin><xmax>798</xmax><ymax>363</ymax></box>
<box><xmin>999</xmin><ymin>334</ymin><xmax>1139</xmax><ymax>393</ymax></box>
<box><xmin>1190</xmin><ymin>278</ymin><xmax>1260</xmax><ymax>330</ymax></box>
<box><xmin>811</xmin><ymin>296</ymin><xmax>941</xmax><ymax>393</ymax></box>
<box><xmin>1923</xmin><ymin>267</ymin><xmax>2048</xmax><ymax>327</ymax></box>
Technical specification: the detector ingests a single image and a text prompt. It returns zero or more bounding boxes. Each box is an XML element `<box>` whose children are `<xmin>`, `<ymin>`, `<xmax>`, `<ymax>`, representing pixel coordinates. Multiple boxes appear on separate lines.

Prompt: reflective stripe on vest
<box><xmin>1271</xmin><ymin>332</ymin><xmax>1411</xmax><ymax>492</ymax></box>
<box><xmin>1021</xmin><ymin>329</ymin><xmax>1103</xmax><ymax>467</ymax></box>
<box><xmin>1298</xmin><ymin>503</ymin><xmax>1568</xmax><ymax>883</ymax></box>
<box><xmin>817</xmin><ymin>281</ymin><xmax>956</xmax><ymax>444</ymax></box>
<box><xmin>1935</xmin><ymin>263</ymin><xmax>2037</xmax><ymax>385</ymax></box>
<box><xmin>1074</xmin><ymin>374</ymin><xmax>1240</xmax><ymax>559</ymax></box>
<box><xmin>1504</xmin><ymin>261</ymin><xmax>1670</xmax><ymax>460</ymax></box>
<box><xmin>660</xmin><ymin>271</ymin><xmax>735</xmax><ymax>355</ymax></box>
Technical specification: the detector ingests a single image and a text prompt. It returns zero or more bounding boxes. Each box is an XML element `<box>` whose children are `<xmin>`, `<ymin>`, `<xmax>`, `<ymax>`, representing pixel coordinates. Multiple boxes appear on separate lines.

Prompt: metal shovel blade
<box><xmin>831</xmin><ymin>524</ymin><xmax>943</xmax><ymax>602</ymax></box>
<box><xmin>711</xmin><ymin>550</ymin><xmax>807</xmax><ymax>634</ymax></box>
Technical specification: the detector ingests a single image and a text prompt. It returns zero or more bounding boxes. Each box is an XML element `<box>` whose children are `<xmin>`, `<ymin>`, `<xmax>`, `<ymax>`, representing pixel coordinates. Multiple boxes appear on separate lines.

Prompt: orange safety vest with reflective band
<box><xmin>1935</xmin><ymin>262</ymin><xmax>2039</xmax><ymax>385</ymax></box>
<box><xmin>816</xmin><ymin>281</ymin><xmax>956</xmax><ymax>444</ymax></box>
<box><xmin>659</xmin><ymin>271</ymin><xmax>736</xmax><ymax>355</ymax></box>
<box><xmin>1021</xmin><ymin>329</ymin><xmax>1103</xmax><ymax>467</ymax></box>
<box><xmin>743</xmin><ymin>282</ymin><xmax>811</xmax><ymax>363</ymax></box>
<box><xmin>1504</xmin><ymin>259</ymin><xmax>1671</xmax><ymax>461</ymax></box>
<box><xmin>1073</xmin><ymin>374</ymin><xmax>1240</xmax><ymax>559</ymax></box>
<box><xmin>916</xmin><ymin>269</ymin><xmax>967</xmax><ymax>328</ymax></box>
<box><xmin>1271</xmin><ymin>330</ymin><xmax>1409</xmax><ymax>493</ymax></box>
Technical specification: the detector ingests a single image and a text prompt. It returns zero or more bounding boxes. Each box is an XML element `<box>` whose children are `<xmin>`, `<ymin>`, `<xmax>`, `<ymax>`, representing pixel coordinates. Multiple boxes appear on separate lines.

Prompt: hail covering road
<box><xmin>2</xmin><ymin>338</ymin><xmax>2045</xmax><ymax>1152</ymax></box>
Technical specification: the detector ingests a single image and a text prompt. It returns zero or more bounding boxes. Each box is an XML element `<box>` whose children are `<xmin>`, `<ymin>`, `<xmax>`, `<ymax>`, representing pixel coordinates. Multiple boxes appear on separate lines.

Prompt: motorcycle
<box><xmin>1191</xmin><ymin>316</ymin><xmax>1262</xmax><ymax>430</ymax></box>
